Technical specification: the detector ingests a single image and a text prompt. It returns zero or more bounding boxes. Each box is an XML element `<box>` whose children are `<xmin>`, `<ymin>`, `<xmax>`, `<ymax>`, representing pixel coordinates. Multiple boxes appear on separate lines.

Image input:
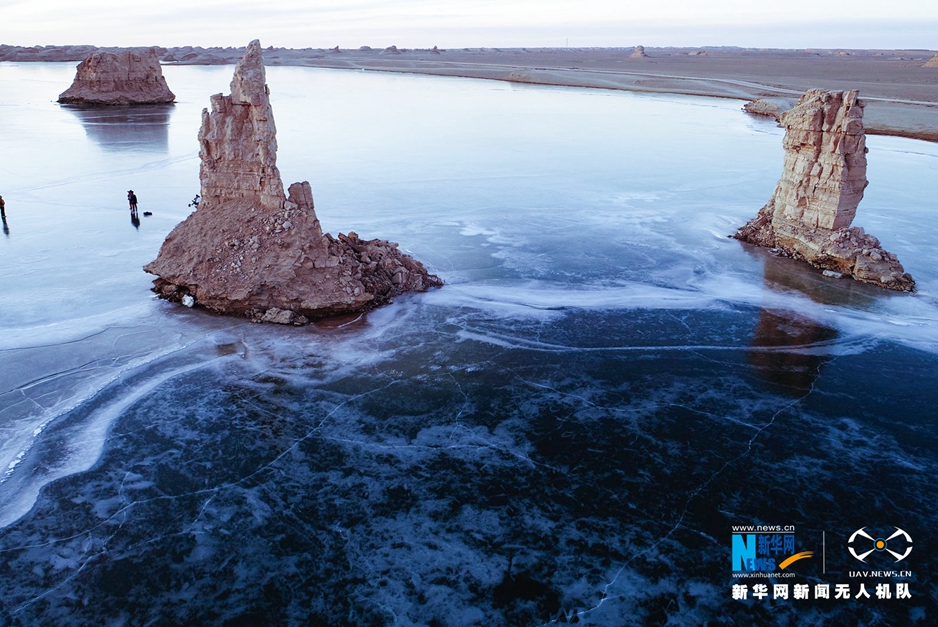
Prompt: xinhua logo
<box><xmin>731</xmin><ymin>527</ymin><xmax>812</xmax><ymax>572</ymax></box>
<box><xmin>848</xmin><ymin>527</ymin><xmax>912</xmax><ymax>563</ymax></box>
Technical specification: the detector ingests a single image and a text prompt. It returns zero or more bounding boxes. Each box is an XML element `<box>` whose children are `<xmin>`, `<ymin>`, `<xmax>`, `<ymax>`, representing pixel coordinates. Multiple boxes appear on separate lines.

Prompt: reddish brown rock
<box><xmin>58</xmin><ymin>48</ymin><xmax>175</xmax><ymax>105</ymax></box>
<box><xmin>734</xmin><ymin>89</ymin><xmax>913</xmax><ymax>292</ymax></box>
<box><xmin>144</xmin><ymin>40</ymin><xmax>441</xmax><ymax>323</ymax></box>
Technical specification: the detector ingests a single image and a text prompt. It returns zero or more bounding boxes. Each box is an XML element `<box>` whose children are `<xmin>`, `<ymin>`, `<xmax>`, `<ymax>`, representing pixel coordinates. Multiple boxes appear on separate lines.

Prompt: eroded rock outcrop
<box><xmin>630</xmin><ymin>45</ymin><xmax>648</xmax><ymax>59</ymax></box>
<box><xmin>144</xmin><ymin>40</ymin><xmax>441</xmax><ymax>323</ymax></box>
<box><xmin>742</xmin><ymin>98</ymin><xmax>795</xmax><ymax>121</ymax></box>
<box><xmin>924</xmin><ymin>53</ymin><xmax>938</xmax><ymax>68</ymax></box>
<box><xmin>0</xmin><ymin>44</ymin><xmax>97</xmax><ymax>62</ymax></box>
<box><xmin>734</xmin><ymin>89</ymin><xmax>913</xmax><ymax>291</ymax></box>
<box><xmin>58</xmin><ymin>48</ymin><xmax>175</xmax><ymax>105</ymax></box>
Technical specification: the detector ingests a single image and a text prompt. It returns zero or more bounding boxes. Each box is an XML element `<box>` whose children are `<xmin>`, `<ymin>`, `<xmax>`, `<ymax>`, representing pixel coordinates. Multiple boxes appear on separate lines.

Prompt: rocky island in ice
<box><xmin>58</xmin><ymin>48</ymin><xmax>175</xmax><ymax>105</ymax></box>
<box><xmin>144</xmin><ymin>41</ymin><xmax>441</xmax><ymax>324</ymax></box>
<box><xmin>734</xmin><ymin>89</ymin><xmax>914</xmax><ymax>292</ymax></box>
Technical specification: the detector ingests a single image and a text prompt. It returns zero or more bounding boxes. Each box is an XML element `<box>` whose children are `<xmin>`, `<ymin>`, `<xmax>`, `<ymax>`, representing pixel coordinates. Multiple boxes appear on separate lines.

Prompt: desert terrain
<box><xmin>5</xmin><ymin>44</ymin><xmax>936</xmax><ymax>141</ymax></box>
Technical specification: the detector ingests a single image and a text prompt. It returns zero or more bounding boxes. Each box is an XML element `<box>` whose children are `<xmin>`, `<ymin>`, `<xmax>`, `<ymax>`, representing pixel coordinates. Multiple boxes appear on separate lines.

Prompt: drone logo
<box><xmin>848</xmin><ymin>527</ymin><xmax>912</xmax><ymax>563</ymax></box>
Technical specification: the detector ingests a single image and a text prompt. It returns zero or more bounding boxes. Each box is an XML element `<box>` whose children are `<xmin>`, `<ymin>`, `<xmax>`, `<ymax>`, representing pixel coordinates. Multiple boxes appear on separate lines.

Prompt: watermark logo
<box><xmin>731</xmin><ymin>526</ymin><xmax>812</xmax><ymax>573</ymax></box>
<box><xmin>848</xmin><ymin>527</ymin><xmax>912</xmax><ymax>563</ymax></box>
<box><xmin>730</xmin><ymin>524</ymin><xmax>917</xmax><ymax>602</ymax></box>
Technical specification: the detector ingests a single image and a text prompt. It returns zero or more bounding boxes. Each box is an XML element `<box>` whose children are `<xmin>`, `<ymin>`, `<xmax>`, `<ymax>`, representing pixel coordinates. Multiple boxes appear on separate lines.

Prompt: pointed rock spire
<box><xmin>145</xmin><ymin>41</ymin><xmax>441</xmax><ymax>323</ymax></box>
<box><xmin>198</xmin><ymin>39</ymin><xmax>285</xmax><ymax>213</ymax></box>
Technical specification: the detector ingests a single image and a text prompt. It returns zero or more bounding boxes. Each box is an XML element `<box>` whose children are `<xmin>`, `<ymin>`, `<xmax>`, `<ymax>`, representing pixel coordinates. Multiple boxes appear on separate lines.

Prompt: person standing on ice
<box><xmin>127</xmin><ymin>190</ymin><xmax>138</xmax><ymax>212</ymax></box>
<box><xmin>0</xmin><ymin>195</ymin><xmax>7</xmax><ymax>237</ymax></box>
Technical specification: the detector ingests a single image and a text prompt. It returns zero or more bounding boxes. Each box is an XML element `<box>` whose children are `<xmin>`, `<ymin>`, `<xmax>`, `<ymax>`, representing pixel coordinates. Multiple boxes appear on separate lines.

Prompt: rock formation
<box><xmin>742</xmin><ymin>98</ymin><xmax>795</xmax><ymax>121</ymax></box>
<box><xmin>630</xmin><ymin>45</ymin><xmax>648</xmax><ymax>59</ymax></box>
<box><xmin>734</xmin><ymin>89</ymin><xmax>913</xmax><ymax>292</ymax></box>
<box><xmin>0</xmin><ymin>44</ymin><xmax>97</xmax><ymax>62</ymax></box>
<box><xmin>924</xmin><ymin>53</ymin><xmax>938</xmax><ymax>68</ymax></box>
<box><xmin>144</xmin><ymin>40</ymin><xmax>441</xmax><ymax>324</ymax></box>
<box><xmin>58</xmin><ymin>48</ymin><xmax>175</xmax><ymax>105</ymax></box>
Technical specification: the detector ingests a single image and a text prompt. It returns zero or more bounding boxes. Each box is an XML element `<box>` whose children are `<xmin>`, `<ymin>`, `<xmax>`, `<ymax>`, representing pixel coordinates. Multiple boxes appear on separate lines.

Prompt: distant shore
<box><xmin>4</xmin><ymin>44</ymin><xmax>937</xmax><ymax>142</ymax></box>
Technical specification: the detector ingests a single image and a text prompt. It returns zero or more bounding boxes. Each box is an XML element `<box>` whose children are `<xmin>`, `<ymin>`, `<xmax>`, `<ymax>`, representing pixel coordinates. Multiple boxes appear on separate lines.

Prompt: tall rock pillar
<box><xmin>734</xmin><ymin>89</ymin><xmax>913</xmax><ymax>292</ymax></box>
<box><xmin>197</xmin><ymin>41</ymin><xmax>285</xmax><ymax>213</ymax></box>
<box><xmin>144</xmin><ymin>40</ymin><xmax>441</xmax><ymax>324</ymax></box>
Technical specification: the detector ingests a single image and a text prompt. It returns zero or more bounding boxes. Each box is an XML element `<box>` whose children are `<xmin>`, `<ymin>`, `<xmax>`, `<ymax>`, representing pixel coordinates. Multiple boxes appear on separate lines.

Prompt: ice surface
<box><xmin>0</xmin><ymin>63</ymin><xmax>936</xmax><ymax>625</ymax></box>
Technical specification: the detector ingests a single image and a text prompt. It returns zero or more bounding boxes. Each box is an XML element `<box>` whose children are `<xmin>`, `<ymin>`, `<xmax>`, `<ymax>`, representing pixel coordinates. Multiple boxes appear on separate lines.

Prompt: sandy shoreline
<box><xmin>281</xmin><ymin>47</ymin><xmax>938</xmax><ymax>143</ymax></box>
<box><xmin>5</xmin><ymin>44</ymin><xmax>937</xmax><ymax>141</ymax></box>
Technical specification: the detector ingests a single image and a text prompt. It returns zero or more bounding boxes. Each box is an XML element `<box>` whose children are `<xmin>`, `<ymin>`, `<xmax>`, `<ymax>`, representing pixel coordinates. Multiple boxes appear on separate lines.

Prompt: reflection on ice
<box><xmin>748</xmin><ymin>310</ymin><xmax>838</xmax><ymax>395</ymax></box>
<box><xmin>61</xmin><ymin>104</ymin><xmax>174</xmax><ymax>153</ymax></box>
<box><xmin>746</xmin><ymin>251</ymin><xmax>845</xmax><ymax>396</ymax></box>
<box><xmin>750</xmin><ymin>244</ymin><xmax>880</xmax><ymax>310</ymax></box>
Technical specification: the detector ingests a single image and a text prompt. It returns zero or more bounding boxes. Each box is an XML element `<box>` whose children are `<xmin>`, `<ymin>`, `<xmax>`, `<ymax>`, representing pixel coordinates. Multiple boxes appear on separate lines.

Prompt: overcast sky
<box><xmin>2</xmin><ymin>0</ymin><xmax>936</xmax><ymax>49</ymax></box>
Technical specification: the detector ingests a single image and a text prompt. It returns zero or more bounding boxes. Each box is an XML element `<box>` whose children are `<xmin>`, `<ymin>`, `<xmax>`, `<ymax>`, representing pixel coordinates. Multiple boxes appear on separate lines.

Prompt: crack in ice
<box><xmin>542</xmin><ymin>357</ymin><xmax>826</xmax><ymax>624</ymax></box>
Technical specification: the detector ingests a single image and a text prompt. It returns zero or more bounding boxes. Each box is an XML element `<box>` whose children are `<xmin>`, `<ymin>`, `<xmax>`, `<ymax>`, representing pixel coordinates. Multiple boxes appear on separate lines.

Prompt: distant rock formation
<box><xmin>630</xmin><ymin>45</ymin><xmax>648</xmax><ymax>59</ymax></box>
<box><xmin>144</xmin><ymin>40</ymin><xmax>441</xmax><ymax>324</ymax></box>
<box><xmin>734</xmin><ymin>89</ymin><xmax>913</xmax><ymax>292</ymax></box>
<box><xmin>160</xmin><ymin>46</ymin><xmax>243</xmax><ymax>65</ymax></box>
<box><xmin>506</xmin><ymin>71</ymin><xmax>535</xmax><ymax>84</ymax></box>
<box><xmin>58</xmin><ymin>48</ymin><xmax>175</xmax><ymax>105</ymax></box>
<box><xmin>742</xmin><ymin>98</ymin><xmax>795</xmax><ymax>121</ymax></box>
<box><xmin>924</xmin><ymin>53</ymin><xmax>938</xmax><ymax>68</ymax></box>
<box><xmin>0</xmin><ymin>44</ymin><xmax>98</xmax><ymax>62</ymax></box>
<box><xmin>381</xmin><ymin>45</ymin><xmax>401</xmax><ymax>55</ymax></box>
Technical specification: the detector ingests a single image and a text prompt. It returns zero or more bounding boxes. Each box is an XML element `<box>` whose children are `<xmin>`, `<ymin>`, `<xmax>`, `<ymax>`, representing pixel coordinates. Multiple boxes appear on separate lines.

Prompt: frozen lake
<box><xmin>0</xmin><ymin>62</ymin><xmax>936</xmax><ymax>625</ymax></box>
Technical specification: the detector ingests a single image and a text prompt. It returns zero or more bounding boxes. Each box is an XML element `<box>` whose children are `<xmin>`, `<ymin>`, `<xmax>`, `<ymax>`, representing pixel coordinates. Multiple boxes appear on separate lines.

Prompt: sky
<box><xmin>1</xmin><ymin>0</ymin><xmax>936</xmax><ymax>50</ymax></box>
